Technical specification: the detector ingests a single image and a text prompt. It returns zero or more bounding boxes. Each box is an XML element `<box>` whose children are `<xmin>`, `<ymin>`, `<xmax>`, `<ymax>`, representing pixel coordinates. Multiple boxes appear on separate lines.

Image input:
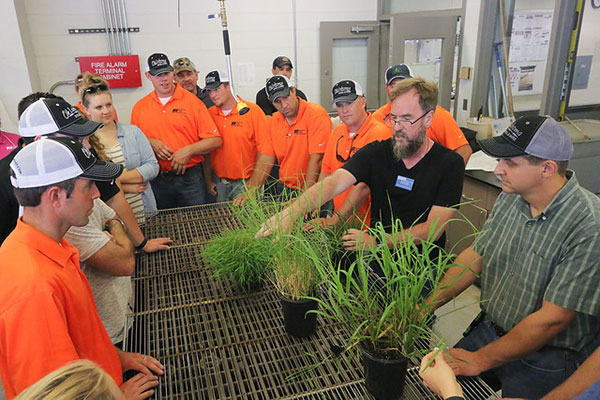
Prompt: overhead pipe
<box><xmin>108</xmin><ymin>0</ymin><xmax>122</xmax><ymax>54</ymax></box>
<box><xmin>118</xmin><ymin>0</ymin><xmax>131</xmax><ymax>54</ymax></box>
<box><xmin>101</xmin><ymin>0</ymin><xmax>115</xmax><ymax>55</ymax></box>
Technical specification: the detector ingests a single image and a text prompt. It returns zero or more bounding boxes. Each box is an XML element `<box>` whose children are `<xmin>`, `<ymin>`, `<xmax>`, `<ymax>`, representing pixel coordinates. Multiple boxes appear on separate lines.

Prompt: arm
<box><xmin>170</xmin><ymin>137</ymin><xmax>222</xmax><ymax>175</ymax></box>
<box><xmin>454</xmin><ymin>144</ymin><xmax>472</xmax><ymax>165</ymax></box>
<box><xmin>105</xmin><ymin>191</ymin><xmax>145</xmax><ymax>248</ymax></box>
<box><xmin>84</xmin><ymin>218</ymin><xmax>135</xmax><ymax>276</ymax></box>
<box><xmin>118</xmin><ymin>169</ymin><xmax>145</xmax><ymax>185</ymax></box>
<box><xmin>447</xmin><ymin>301</ymin><xmax>577</xmax><ymax>376</ymax></box>
<box><xmin>257</xmin><ymin>168</ymin><xmax>357</xmax><ymax>236</ymax></box>
<box><xmin>127</xmin><ymin>129</ymin><xmax>160</xmax><ymax>182</ymax></box>
<box><xmin>232</xmin><ymin>153</ymin><xmax>275</xmax><ymax>206</ymax></box>
<box><xmin>304</xmin><ymin>153</ymin><xmax>324</xmax><ymax>190</ymax></box>
<box><xmin>202</xmin><ymin>159</ymin><xmax>217</xmax><ymax>197</ymax></box>
<box><xmin>542</xmin><ymin>347</ymin><xmax>600</xmax><ymax>400</ymax></box>
<box><xmin>148</xmin><ymin>138</ymin><xmax>172</xmax><ymax>161</ymax></box>
<box><xmin>341</xmin><ymin>205</ymin><xmax>458</xmax><ymax>250</ymax></box>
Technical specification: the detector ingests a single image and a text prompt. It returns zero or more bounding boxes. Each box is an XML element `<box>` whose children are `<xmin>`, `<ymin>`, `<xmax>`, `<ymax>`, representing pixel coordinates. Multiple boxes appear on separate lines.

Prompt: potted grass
<box><xmin>309</xmin><ymin>218</ymin><xmax>460</xmax><ymax>400</ymax></box>
<box><xmin>203</xmin><ymin>227</ymin><xmax>274</xmax><ymax>292</ymax></box>
<box><xmin>271</xmin><ymin>229</ymin><xmax>327</xmax><ymax>338</ymax></box>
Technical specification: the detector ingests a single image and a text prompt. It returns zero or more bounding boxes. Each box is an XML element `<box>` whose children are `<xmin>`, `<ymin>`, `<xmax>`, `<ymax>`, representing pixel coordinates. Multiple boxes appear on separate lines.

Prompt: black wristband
<box><xmin>445</xmin><ymin>397</ymin><xmax>464</xmax><ymax>400</ymax></box>
<box><xmin>135</xmin><ymin>237</ymin><xmax>148</xmax><ymax>252</ymax></box>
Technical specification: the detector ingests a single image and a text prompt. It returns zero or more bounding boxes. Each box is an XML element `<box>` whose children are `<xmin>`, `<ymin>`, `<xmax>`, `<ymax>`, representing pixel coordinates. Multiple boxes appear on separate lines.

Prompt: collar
<box><xmin>115</xmin><ymin>121</ymin><xmax>125</xmax><ymax>138</ymax></box>
<box><xmin>149</xmin><ymin>83</ymin><xmax>184</xmax><ymax>105</ymax></box>
<box><xmin>211</xmin><ymin>96</ymin><xmax>244</xmax><ymax>117</ymax></box>
<box><xmin>12</xmin><ymin>218</ymin><xmax>78</xmax><ymax>268</ymax></box>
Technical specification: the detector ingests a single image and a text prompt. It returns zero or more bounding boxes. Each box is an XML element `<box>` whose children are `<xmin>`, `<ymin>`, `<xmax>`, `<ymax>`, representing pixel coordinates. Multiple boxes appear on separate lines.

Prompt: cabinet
<box><xmin>445</xmin><ymin>175</ymin><xmax>501</xmax><ymax>255</ymax></box>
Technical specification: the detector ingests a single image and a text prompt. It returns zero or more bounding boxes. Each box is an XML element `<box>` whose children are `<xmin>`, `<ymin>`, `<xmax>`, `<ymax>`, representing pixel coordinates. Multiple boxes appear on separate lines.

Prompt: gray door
<box><xmin>320</xmin><ymin>21</ymin><xmax>380</xmax><ymax>112</ymax></box>
<box><xmin>389</xmin><ymin>14</ymin><xmax>458</xmax><ymax>110</ymax></box>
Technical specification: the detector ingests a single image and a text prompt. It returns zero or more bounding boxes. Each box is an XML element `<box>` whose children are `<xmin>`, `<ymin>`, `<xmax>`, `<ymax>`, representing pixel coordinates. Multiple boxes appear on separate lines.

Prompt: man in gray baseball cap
<box><xmin>427</xmin><ymin>115</ymin><xmax>600</xmax><ymax>398</ymax></box>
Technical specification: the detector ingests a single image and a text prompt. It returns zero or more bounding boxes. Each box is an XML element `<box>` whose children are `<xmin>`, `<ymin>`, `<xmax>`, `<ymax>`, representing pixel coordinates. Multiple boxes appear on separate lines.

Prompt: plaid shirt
<box><xmin>474</xmin><ymin>172</ymin><xmax>600</xmax><ymax>354</ymax></box>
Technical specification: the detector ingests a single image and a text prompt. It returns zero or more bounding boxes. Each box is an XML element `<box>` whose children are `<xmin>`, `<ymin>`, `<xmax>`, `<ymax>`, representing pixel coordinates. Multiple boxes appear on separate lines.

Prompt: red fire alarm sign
<box><xmin>78</xmin><ymin>55</ymin><xmax>142</xmax><ymax>88</ymax></box>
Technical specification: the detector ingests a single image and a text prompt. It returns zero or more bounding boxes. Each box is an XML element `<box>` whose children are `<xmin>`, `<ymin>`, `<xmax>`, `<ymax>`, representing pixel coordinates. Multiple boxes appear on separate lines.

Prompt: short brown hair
<box><xmin>524</xmin><ymin>155</ymin><xmax>568</xmax><ymax>176</ymax></box>
<box><xmin>11</xmin><ymin>168</ymin><xmax>77</xmax><ymax>207</ymax></box>
<box><xmin>390</xmin><ymin>77</ymin><xmax>438</xmax><ymax>114</ymax></box>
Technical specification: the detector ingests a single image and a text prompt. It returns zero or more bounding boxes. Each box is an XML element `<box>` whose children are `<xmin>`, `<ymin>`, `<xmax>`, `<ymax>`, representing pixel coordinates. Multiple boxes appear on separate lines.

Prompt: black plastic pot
<box><xmin>279</xmin><ymin>295</ymin><xmax>318</xmax><ymax>338</ymax></box>
<box><xmin>360</xmin><ymin>345</ymin><xmax>408</xmax><ymax>400</ymax></box>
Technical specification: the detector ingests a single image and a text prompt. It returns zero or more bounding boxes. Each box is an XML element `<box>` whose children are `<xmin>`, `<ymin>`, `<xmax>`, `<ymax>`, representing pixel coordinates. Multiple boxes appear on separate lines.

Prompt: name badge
<box><xmin>395</xmin><ymin>175</ymin><xmax>414</xmax><ymax>191</ymax></box>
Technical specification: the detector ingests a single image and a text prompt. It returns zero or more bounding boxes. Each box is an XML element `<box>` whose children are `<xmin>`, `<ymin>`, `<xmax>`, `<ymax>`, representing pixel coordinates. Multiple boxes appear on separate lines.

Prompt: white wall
<box><xmin>2</xmin><ymin>0</ymin><xmax>377</xmax><ymax>125</ymax></box>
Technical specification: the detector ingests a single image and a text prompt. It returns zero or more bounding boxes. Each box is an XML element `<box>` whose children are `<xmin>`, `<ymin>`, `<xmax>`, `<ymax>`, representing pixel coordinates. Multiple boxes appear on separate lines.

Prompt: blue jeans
<box><xmin>151</xmin><ymin>164</ymin><xmax>206</xmax><ymax>209</ymax></box>
<box><xmin>455</xmin><ymin>313</ymin><xmax>587</xmax><ymax>399</ymax></box>
<box><xmin>215</xmin><ymin>177</ymin><xmax>246</xmax><ymax>203</ymax></box>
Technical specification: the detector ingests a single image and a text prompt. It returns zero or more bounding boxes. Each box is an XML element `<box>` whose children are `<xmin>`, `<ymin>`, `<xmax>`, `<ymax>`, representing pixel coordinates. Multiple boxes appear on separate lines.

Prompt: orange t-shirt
<box><xmin>262</xmin><ymin>98</ymin><xmax>332</xmax><ymax>190</ymax></box>
<box><xmin>208</xmin><ymin>98</ymin><xmax>267</xmax><ymax>180</ymax></box>
<box><xmin>322</xmin><ymin>114</ymin><xmax>390</xmax><ymax>227</ymax></box>
<box><xmin>0</xmin><ymin>219</ymin><xmax>122</xmax><ymax>399</ymax></box>
<box><xmin>372</xmin><ymin>104</ymin><xmax>467</xmax><ymax>150</ymax></box>
<box><xmin>130</xmin><ymin>84</ymin><xmax>220</xmax><ymax>171</ymax></box>
<box><xmin>74</xmin><ymin>101</ymin><xmax>119</xmax><ymax>121</ymax></box>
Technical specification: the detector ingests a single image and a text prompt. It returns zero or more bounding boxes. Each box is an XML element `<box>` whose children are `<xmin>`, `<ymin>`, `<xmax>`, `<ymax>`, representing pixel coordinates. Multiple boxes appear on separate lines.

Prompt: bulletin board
<box><xmin>508</xmin><ymin>10</ymin><xmax>553</xmax><ymax>96</ymax></box>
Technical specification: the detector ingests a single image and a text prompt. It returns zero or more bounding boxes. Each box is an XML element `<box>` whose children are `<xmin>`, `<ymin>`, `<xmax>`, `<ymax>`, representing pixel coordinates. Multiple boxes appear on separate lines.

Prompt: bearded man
<box><xmin>257</xmin><ymin>78</ymin><xmax>464</xmax><ymax>268</ymax></box>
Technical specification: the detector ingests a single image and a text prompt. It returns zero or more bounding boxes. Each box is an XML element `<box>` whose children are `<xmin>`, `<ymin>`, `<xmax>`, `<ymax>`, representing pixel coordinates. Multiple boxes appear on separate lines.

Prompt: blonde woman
<box><xmin>82</xmin><ymin>82</ymin><xmax>159</xmax><ymax>223</ymax></box>
<box><xmin>15</xmin><ymin>360</ymin><xmax>158</xmax><ymax>400</ymax></box>
<box><xmin>74</xmin><ymin>72</ymin><xmax>119</xmax><ymax>121</ymax></box>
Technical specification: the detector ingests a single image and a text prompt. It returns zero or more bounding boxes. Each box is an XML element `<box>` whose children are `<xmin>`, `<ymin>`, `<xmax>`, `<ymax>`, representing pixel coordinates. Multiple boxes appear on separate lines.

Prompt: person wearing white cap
<box><xmin>427</xmin><ymin>116</ymin><xmax>600</xmax><ymax>398</ymax></box>
<box><xmin>0</xmin><ymin>137</ymin><xmax>163</xmax><ymax>399</ymax></box>
<box><xmin>372</xmin><ymin>64</ymin><xmax>472</xmax><ymax>164</ymax></box>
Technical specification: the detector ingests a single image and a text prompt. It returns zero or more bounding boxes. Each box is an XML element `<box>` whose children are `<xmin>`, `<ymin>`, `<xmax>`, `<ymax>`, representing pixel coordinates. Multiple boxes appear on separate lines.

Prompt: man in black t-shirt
<box><xmin>258</xmin><ymin>78</ymin><xmax>464</xmax><ymax>254</ymax></box>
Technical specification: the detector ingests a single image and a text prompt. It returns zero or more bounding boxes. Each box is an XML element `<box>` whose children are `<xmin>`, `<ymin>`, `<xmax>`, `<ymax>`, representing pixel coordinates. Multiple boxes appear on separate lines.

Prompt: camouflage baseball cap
<box><xmin>173</xmin><ymin>57</ymin><xmax>196</xmax><ymax>74</ymax></box>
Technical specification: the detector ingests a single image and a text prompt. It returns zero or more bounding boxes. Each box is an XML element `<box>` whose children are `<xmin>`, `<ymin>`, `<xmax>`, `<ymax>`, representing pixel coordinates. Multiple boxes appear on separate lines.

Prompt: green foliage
<box><xmin>203</xmin><ymin>228</ymin><xmax>273</xmax><ymax>291</ymax></box>
<box><xmin>309</xmin><ymin>218</ymin><xmax>460</xmax><ymax>359</ymax></box>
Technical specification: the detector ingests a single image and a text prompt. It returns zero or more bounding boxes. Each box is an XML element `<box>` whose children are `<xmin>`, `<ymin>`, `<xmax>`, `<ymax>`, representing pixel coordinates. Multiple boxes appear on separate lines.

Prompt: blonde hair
<box><xmin>15</xmin><ymin>360</ymin><xmax>121</xmax><ymax>400</ymax></box>
<box><xmin>390</xmin><ymin>77</ymin><xmax>438</xmax><ymax>114</ymax></box>
<box><xmin>75</xmin><ymin>72</ymin><xmax>107</xmax><ymax>90</ymax></box>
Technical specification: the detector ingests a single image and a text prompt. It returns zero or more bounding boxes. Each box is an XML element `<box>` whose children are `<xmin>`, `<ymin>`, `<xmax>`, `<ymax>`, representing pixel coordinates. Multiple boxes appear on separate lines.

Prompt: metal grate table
<box><xmin>125</xmin><ymin>204</ymin><xmax>498</xmax><ymax>399</ymax></box>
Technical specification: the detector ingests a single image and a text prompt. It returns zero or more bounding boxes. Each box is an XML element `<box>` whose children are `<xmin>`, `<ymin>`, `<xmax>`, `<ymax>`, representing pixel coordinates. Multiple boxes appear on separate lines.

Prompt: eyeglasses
<box><xmin>82</xmin><ymin>83</ymin><xmax>109</xmax><ymax>101</ymax></box>
<box><xmin>384</xmin><ymin>109</ymin><xmax>431</xmax><ymax>128</ymax></box>
<box><xmin>335</xmin><ymin>133</ymin><xmax>359</xmax><ymax>163</ymax></box>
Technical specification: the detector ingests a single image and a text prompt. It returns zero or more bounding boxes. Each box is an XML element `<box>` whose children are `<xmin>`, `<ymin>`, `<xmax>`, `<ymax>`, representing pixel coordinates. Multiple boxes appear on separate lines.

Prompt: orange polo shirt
<box><xmin>372</xmin><ymin>104</ymin><xmax>467</xmax><ymax>150</ymax></box>
<box><xmin>74</xmin><ymin>101</ymin><xmax>119</xmax><ymax>121</ymax></box>
<box><xmin>208</xmin><ymin>98</ymin><xmax>267</xmax><ymax>180</ymax></box>
<box><xmin>322</xmin><ymin>114</ymin><xmax>390</xmax><ymax>227</ymax></box>
<box><xmin>262</xmin><ymin>98</ymin><xmax>332</xmax><ymax>190</ymax></box>
<box><xmin>130</xmin><ymin>84</ymin><xmax>220</xmax><ymax>171</ymax></box>
<box><xmin>0</xmin><ymin>219</ymin><xmax>122</xmax><ymax>399</ymax></box>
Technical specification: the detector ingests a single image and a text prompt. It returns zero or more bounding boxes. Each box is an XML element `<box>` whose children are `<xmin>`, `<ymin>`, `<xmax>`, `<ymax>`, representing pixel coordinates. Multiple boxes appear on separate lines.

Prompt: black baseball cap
<box><xmin>385</xmin><ymin>64</ymin><xmax>412</xmax><ymax>85</ymax></box>
<box><xmin>147</xmin><ymin>53</ymin><xmax>174</xmax><ymax>76</ymax></box>
<box><xmin>332</xmin><ymin>80</ymin><xmax>364</xmax><ymax>104</ymax></box>
<box><xmin>266</xmin><ymin>75</ymin><xmax>293</xmax><ymax>101</ymax></box>
<box><xmin>478</xmin><ymin>116</ymin><xmax>573</xmax><ymax>161</ymax></box>
<box><xmin>273</xmin><ymin>56</ymin><xmax>293</xmax><ymax>69</ymax></box>
<box><xmin>19</xmin><ymin>98</ymin><xmax>103</xmax><ymax>138</ymax></box>
<box><xmin>205</xmin><ymin>70</ymin><xmax>230</xmax><ymax>90</ymax></box>
<box><xmin>10</xmin><ymin>137</ymin><xmax>123</xmax><ymax>189</ymax></box>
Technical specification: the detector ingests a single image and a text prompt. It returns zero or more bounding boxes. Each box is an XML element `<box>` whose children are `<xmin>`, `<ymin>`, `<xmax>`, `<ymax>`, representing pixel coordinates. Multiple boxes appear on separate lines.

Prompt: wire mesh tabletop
<box><xmin>127</xmin><ymin>204</ymin><xmax>498</xmax><ymax>399</ymax></box>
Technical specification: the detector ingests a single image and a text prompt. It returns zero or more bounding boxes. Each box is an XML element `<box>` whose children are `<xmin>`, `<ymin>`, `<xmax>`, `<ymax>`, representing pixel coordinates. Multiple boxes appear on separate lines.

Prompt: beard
<box><xmin>391</xmin><ymin>128</ymin><xmax>426</xmax><ymax>160</ymax></box>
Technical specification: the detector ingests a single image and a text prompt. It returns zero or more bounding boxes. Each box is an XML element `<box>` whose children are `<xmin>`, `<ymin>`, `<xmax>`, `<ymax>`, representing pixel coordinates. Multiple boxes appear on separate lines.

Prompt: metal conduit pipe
<box><xmin>114</xmin><ymin>0</ymin><xmax>126</xmax><ymax>55</ymax></box>
<box><xmin>118</xmin><ymin>0</ymin><xmax>131</xmax><ymax>54</ymax></box>
<box><xmin>108</xmin><ymin>0</ymin><xmax>122</xmax><ymax>54</ymax></box>
<box><xmin>49</xmin><ymin>80</ymin><xmax>75</xmax><ymax>94</ymax></box>
<box><xmin>101</xmin><ymin>0</ymin><xmax>114</xmax><ymax>55</ymax></box>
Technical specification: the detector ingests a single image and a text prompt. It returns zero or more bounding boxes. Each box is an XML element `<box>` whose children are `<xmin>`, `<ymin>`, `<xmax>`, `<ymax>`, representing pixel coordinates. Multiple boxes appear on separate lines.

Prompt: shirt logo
<box><xmin>171</xmin><ymin>108</ymin><xmax>187</xmax><ymax>114</ymax></box>
<box><xmin>231</xmin><ymin>121</ymin><xmax>244</xmax><ymax>128</ymax></box>
<box><xmin>293</xmin><ymin>129</ymin><xmax>306</xmax><ymax>135</ymax></box>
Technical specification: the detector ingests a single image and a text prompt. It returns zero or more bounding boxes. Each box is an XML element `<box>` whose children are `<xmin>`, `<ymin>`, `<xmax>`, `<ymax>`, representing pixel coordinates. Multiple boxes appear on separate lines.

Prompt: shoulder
<box><xmin>133</xmin><ymin>92</ymin><xmax>154</xmax><ymax>108</ymax></box>
<box><xmin>431</xmin><ymin>142</ymin><xmax>463</xmax><ymax>164</ymax></box>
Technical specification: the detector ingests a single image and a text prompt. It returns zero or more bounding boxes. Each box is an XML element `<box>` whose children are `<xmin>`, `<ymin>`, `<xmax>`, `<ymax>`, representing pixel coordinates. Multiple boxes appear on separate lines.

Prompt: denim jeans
<box><xmin>151</xmin><ymin>164</ymin><xmax>206</xmax><ymax>209</ymax></box>
<box><xmin>455</xmin><ymin>313</ymin><xmax>587</xmax><ymax>399</ymax></box>
<box><xmin>215</xmin><ymin>178</ymin><xmax>247</xmax><ymax>203</ymax></box>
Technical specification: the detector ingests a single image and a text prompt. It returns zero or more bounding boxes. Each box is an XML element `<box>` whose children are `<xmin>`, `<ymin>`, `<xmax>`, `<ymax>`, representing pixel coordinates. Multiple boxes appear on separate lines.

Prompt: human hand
<box><xmin>170</xmin><ymin>147</ymin><xmax>192</xmax><ymax>175</ymax></box>
<box><xmin>118</xmin><ymin>350</ymin><xmax>164</xmax><ymax>376</ymax></box>
<box><xmin>302</xmin><ymin>215</ymin><xmax>340</xmax><ymax>232</ymax></box>
<box><xmin>419</xmin><ymin>349</ymin><xmax>463</xmax><ymax>398</ymax></box>
<box><xmin>445</xmin><ymin>348</ymin><xmax>485</xmax><ymax>377</ymax></box>
<box><xmin>120</xmin><ymin>372</ymin><xmax>159</xmax><ymax>400</ymax></box>
<box><xmin>206</xmin><ymin>180</ymin><xmax>217</xmax><ymax>197</ymax></box>
<box><xmin>122</xmin><ymin>183</ymin><xmax>147</xmax><ymax>194</ymax></box>
<box><xmin>256</xmin><ymin>211</ymin><xmax>293</xmax><ymax>238</ymax></box>
<box><xmin>341</xmin><ymin>228</ymin><xmax>376</xmax><ymax>250</ymax></box>
<box><xmin>148</xmin><ymin>139</ymin><xmax>173</xmax><ymax>161</ymax></box>
<box><xmin>142</xmin><ymin>237</ymin><xmax>173</xmax><ymax>253</ymax></box>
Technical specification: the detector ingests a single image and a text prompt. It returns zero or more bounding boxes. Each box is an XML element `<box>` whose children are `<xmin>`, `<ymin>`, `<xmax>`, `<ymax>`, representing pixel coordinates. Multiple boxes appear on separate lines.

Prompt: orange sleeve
<box><xmin>252</xmin><ymin>105</ymin><xmax>268</xmax><ymax>154</ymax></box>
<box><xmin>130</xmin><ymin>102</ymin><xmax>141</xmax><ymax>128</ymax></box>
<box><xmin>321</xmin><ymin>128</ymin><xmax>341</xmax><ymax>174</ymax></box>
<box><xmin>262</xmin><ymin>119</ymin><xmax>276</xmax><ymax>157</ymax></box>
<box><xmin>193</xmin><ymin>100</ymin><xmax>220</xmax><ymax>140</ymax></box>
<box><xmin>427</xmin><ymin>105</ymin><xmax>468</xmax><ymax>150</ymax></box>
<box><xmin>307</xmin><ymin>108</ymin><xmax>332</xmax><ymax>155</ymax></box>
<box><xmin>1</xmin><ymin>292</ymin><xmax>80</xmax><ymax>398</ymax></box>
